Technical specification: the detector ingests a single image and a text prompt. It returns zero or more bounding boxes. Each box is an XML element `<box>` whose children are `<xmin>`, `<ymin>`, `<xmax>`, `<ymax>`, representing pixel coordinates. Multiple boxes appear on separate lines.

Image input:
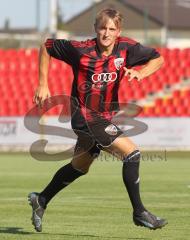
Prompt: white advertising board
<box><xmin>0</xmin><ymin>117</ymin><xmax>190</xmax><ymax>149</ymax></box>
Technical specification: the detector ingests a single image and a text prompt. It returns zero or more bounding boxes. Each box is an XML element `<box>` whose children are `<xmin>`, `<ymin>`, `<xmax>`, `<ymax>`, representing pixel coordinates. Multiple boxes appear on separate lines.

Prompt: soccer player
<box><xmin>28</xmin><ymin>8</ymin><xmax>167</xmax><ymax>232</ymax></box>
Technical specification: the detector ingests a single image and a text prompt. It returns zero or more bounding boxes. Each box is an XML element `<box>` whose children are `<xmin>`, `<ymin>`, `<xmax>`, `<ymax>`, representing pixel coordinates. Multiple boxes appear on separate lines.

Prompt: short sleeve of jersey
<box><xmin>45</xmin><ymin>39</ymin><xmax>79</xmax><ymax>66</ymax></box>
<box><xmin>126</xmin><ymin>43</ymin><xmax>160</xmax><ymax>67</ymax></box>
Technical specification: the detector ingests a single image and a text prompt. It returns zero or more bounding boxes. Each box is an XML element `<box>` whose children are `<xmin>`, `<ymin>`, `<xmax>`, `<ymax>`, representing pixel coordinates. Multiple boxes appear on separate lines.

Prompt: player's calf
<box><xmin>122</xmin><ymin>150</ymin><xmax>167</xmax><ymax>230</ymax></box>
<box><xmin>123</xmin><ymin>149</ymin><xmax>146</xmax><ymax>214</ymax></box>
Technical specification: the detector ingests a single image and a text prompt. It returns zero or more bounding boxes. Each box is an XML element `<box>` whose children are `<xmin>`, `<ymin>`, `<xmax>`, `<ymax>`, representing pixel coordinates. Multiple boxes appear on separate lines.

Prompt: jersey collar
<box><xmin>95</xmin><ymin>38</ymin><xmax>118</xmax><ymax>58</ymax></box>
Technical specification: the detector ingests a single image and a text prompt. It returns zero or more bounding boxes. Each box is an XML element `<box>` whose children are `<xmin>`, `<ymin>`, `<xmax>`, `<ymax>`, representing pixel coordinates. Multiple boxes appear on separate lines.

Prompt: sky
<box><xmin>0</xmin><ymin>0</ymin><xmax>94</xmax><ymax>30</ymax></box>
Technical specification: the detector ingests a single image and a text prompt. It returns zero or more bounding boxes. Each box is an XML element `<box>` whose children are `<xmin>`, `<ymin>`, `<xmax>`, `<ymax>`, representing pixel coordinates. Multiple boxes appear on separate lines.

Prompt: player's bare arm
<box><xmin>124</xmin><ymin>55</ymin><xmax>164</xmax><ymax>81</ymax></box>
<box><xmin>33</xmin><ymin>44</ymin><xmax>51</xmax><ymax>107</ymax></box>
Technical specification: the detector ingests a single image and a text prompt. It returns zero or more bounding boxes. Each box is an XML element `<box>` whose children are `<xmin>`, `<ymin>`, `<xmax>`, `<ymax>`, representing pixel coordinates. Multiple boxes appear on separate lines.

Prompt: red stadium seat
<box><xmin>143</xmin><ymin>106</ymin><xmax>155</xmax><ymax>117</ymax></box>
<box><xmin>173</xmin><ymin>89</ymin><xmax>181</xmax><ymax>98</ymax></box>
<box><xmin>165</xmin><ymin>105</ymin><xmax>176</xmax><ymax>116</ymax></box>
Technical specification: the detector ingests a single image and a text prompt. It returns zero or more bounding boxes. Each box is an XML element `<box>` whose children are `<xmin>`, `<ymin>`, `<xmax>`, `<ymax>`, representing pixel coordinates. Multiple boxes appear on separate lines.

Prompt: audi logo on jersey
<box><xmin>92</xmin><ymin>72</ymin><xmax>117</xmax><ymax>83</ymax></box>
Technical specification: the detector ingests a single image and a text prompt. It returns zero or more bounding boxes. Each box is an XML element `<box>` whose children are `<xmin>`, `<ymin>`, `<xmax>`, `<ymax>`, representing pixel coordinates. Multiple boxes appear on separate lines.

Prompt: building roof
<box><xmin>0</xmin><ymin>28</ymin><xmax>38</xmax><ymax>34</ymax></box>
<box><xmin>122</xmin><ymin>0</ymin><xmax>190</xmax><ymax>29</ymax></box>
<box><xmin>65</xmin><ymin>0</ymin><xmax>190</xmax><ymax>29</ymax></box>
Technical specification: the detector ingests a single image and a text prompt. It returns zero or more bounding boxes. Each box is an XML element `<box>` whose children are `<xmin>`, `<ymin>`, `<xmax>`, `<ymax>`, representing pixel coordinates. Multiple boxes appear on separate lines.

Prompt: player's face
<box><xmin>95</xmin><ymin>18</ymin><xmax>121</xmax><ymax>50</ymax></box>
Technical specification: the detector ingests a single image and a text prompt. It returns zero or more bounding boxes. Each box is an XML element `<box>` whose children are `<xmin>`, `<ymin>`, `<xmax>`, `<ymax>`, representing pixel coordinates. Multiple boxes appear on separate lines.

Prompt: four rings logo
<box><xmin>92</xmin><ymin>72</ymin><xmax>117</xmax><ymax>84</ymax></box>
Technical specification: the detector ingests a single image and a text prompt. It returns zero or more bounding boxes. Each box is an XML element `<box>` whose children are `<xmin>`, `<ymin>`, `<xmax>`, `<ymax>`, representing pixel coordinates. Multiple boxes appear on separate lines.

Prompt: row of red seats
<box><xmin>1</xmin><ymin>89</ymin><xmax>190</xmax><ymax>117</ymax></box>
<box><xmin>142</xmin><ymin>106</ymin><xmax>190</xmax><ymax>117</ymax></box>
<box><xmin>141</xmin><ymin>89</ymin><xmax>190</xmax><ymax>117</ymax></box>
<box><xmin>1</xmin><ymin>47</ymin><xmax>190</xmax><ymax>58</ymax></box>
<box><xmin>0</xmin><ymin>48</ymin><xmax>38</xmax><ymax>59</ymax></box>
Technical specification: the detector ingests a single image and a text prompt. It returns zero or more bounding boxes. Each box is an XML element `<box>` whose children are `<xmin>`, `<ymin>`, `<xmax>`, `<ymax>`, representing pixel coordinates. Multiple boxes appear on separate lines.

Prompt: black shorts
<box><xmin>72</xmin><ymin>116</ymin><xmax>123</xmax><ymax>157</ymax></box>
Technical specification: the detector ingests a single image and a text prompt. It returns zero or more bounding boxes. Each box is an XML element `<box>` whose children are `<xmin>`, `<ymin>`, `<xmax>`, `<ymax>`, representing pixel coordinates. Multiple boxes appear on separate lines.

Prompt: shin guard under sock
<box><xmin>39</xmin><ymin>163</ymin><xmax>85</xmax><ymax>207</ymax></box>
<box><xmin>122</xmin><ymin>150</ymin><xmax>146</xmax><ymax>215</ymax></box>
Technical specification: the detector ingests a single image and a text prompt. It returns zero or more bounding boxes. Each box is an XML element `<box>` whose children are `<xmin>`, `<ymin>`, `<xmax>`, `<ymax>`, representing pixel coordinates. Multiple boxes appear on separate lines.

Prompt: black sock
<box><xmin>122</xmin><ymin>150</ymin><xmax>146</xmax><ymax>215</ymax></box>
<box><xmin>39</xmin><ymin>163</ymin><xmax>85</xmax><ymax>208</ymax></box>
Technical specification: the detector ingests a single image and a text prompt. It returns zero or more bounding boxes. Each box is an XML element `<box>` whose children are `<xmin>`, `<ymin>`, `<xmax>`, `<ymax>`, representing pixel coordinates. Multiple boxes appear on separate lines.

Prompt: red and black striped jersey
<box><xmin>45</xmin><ymin>37</ymin><xmax>159</xmax><ymax>124</ymax></box>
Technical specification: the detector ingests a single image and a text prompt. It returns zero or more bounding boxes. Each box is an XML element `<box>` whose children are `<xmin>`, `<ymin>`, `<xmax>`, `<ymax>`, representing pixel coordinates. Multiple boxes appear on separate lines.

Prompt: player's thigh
<box><xmin>87</xmin><ymin>118</ymin><xmax>137</xmax><ymax>160</ymax></box>
<box><xmin>103</xmin><ymin>136</ymin><xmax>138</xmax><ymax>160</ymax></box>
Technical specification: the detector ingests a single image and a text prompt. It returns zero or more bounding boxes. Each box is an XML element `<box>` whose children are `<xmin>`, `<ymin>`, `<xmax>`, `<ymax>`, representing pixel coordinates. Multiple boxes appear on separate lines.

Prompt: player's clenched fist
<box><xmin>123</xmin><ymin>67</ymin><xmax>143</xmax><ymax>82</ymax></box>
<box><xmin>33</xmin><ymin>85</ymin><xmax>51</xmax><ymax>107</ymax></box>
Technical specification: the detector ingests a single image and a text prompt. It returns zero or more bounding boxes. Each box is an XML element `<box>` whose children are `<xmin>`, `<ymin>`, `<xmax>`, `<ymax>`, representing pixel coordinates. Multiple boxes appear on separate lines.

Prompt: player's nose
<box><xmin>104</xmin><ymin>29</ymin><xmax>110</xmax><ymax>36</ymax></box>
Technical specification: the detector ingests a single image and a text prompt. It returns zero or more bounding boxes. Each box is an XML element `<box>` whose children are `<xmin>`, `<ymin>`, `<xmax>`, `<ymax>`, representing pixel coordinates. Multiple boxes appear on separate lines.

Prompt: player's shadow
<box><xmin>0</xmin><ymin>227</ymin><xmax>150</xmax><ymax>239</ymax></box>
<box><xmin>0</xmin><ymin>227</ymin><xmax>34</xmax><ymax>235</ymax></box>
<box><xmin>46</xmin><ymin>234</ymin><xmax>150</xmax><ymax>239</ymax></box>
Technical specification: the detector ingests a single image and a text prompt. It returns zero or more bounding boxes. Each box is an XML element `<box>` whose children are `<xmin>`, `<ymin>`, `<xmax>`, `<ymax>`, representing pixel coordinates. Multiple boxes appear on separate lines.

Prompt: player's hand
<box><xmin>33</xmin><ymin>85</ymin><xmax>51</xmax><ymax>108</ymax></box>
<box><xmin>123</xmin><ymin>67</ymin><xmax>143</xmax><ymax>82</ymax></box>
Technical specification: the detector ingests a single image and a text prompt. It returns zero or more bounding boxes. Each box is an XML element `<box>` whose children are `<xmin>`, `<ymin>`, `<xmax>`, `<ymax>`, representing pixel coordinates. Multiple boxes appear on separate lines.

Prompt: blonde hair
<box><xmin>95</xmin><ymin>8</ymin><xmax>123</xmax><ymax>29</ymax></box>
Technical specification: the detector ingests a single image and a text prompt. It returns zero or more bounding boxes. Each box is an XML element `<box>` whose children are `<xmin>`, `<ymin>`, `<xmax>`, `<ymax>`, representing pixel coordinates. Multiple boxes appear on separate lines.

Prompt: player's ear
<box><xmin>117</xmin><ymin>29</ymin><xmax>121</xmax><ymax>37</ymax></box>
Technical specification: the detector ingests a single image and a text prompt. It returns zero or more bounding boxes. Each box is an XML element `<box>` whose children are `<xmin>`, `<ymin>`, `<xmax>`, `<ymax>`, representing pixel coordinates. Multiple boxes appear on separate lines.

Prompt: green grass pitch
<box><xmin>0</xmin><ymin>151</ymin><xmax>189</xmax><ymax>240</ymax></box>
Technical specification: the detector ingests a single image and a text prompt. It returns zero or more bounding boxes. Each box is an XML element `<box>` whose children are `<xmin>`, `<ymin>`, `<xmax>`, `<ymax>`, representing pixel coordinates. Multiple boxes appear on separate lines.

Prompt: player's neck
<box><xmin>97</xmin><ymin>41</ymin><xmax>115</xmax><ymax>57</ymax></box>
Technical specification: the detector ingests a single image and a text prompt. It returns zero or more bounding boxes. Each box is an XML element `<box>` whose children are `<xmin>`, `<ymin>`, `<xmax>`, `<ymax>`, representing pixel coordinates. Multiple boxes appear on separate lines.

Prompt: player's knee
<box><xmin>80</xmin><ymin>166</ymin><xmax>90</xmax><ymax>174</ymax></box>
<box><xmin>123</xmin><ymin>149</ymin><xmax>141</xmax><ymax>163</ymax></box>
<box><xmin>71</xmin><ymin>161</ymin><xmax>91</xmax><ymax>174</ymax></box>
<box><xmin>72</xmin><ymin>166</ymin><xmax>89</xmax><ymax>174</ymax></box>
<box><xmin>88</xmin><ymin>145</ymin><xmax>101</xmax><ymax>159</ymax></box>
